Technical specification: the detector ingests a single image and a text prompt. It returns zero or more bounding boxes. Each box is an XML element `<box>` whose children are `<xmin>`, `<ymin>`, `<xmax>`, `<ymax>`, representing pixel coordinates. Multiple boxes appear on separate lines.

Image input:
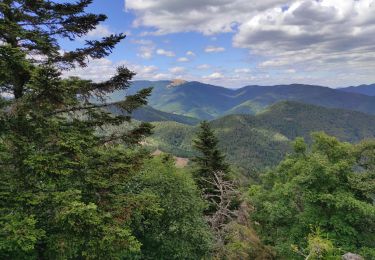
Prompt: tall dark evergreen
<box><xmin>0</xmin><ymin>1</ymin><xmax>153</xmax><ymax>258</ymax></box>
<box><xmin>192</xmin><ymin>121</ymin><xmax>229</xmax><ymax>190</ymax></box>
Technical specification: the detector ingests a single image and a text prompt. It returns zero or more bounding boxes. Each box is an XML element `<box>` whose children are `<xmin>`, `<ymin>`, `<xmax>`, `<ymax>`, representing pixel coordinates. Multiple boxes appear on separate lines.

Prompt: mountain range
<box><xmin>144</xmin><ymin>101</ymin><xmax>375</xmax><ymax>178</ymax></box>
<box><xmin>339</xmin><ymin>84</ymin><xmax>375</xmax><ymax>96</ymax></box>
<box><xmin>110</xmin><ymin>80</ymin><xmax>375</xmax><ymax>120</ymax></box>
<box><xmin>104</xmin><ymin>80</ymin><xmax>375</xmax><ymax>178</ymax></box>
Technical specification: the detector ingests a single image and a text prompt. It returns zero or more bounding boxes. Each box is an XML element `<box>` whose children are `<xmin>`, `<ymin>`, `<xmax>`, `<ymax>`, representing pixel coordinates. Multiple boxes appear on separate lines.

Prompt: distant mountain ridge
<box><xmin>147</xmin><ymin>101</ymin><xmax>375</xmax><ymax>177</ymax></box>
<box><xmin>111</xmin><ymin>80</ymin><xmax>375</xmax><ymax>119</ymax></box>
<box><xmin>339</xmin><ymin>84</ymin><xmax>375</xmax><ymax>96</ymax></box>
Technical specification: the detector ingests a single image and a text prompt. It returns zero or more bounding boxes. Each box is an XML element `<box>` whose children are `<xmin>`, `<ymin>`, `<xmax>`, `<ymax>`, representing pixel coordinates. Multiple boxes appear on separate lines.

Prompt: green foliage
<box><xmin>292</xmin><ymin>228</ymin><xmax>341</xmax><ymax>259</ymax></box>
<box><xmin>249</xmin><ymin>133</ymin><xmax>375</xmax><ymax>259</ymax></box>
<box><xmin>0</xmin><ymin>214</ymin><xmax>45</xmax><ymax>258</ymax></box>
<box><xmin>192</xmin><ymin>121</ymin><xmax>229</xmax><ymax>190</ymax></box>
<box><xmin>0</xmin><ymin>1</ymin><xmax>153</xmax><ymax>258</ymax></box>
<box><xmin>127</xmin><ymin>156</ymin><xmax>213</xmax><ymax>259</ymax></box>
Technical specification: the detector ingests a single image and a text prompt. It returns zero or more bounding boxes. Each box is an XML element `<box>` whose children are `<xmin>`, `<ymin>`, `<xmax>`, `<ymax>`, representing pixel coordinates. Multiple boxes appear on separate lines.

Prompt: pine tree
<box><xmin>0</xmin><ymin>1</ymin><xmax>153</xmax><ymax>258</ymax></box>
<box><xmin>192</xmin><ymin>121</ymin><xmax>229</xmax><ymax>191</ymax></box>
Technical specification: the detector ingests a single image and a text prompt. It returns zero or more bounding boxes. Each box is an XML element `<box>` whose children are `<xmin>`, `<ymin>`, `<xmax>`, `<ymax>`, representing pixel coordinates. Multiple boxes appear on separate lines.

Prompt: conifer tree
<box><xmin>0</xmin><ymin>1</ymin><xmax>153</xmax><ymax>258</ymax></box>
<box><xmin>192</xmin><ymin>121</ymin><xmax>229</xmax><ymax>191</ymax></box>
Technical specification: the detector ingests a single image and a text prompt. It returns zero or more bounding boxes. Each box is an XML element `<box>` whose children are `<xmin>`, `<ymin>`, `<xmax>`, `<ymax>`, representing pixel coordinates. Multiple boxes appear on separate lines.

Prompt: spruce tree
<box><xmin>0</xmin><ymin>1</ymin><xmax>153</xmax><ymax>258</ymax></box>
<box><xmin>192</xmin><ymin>121</ymin><xmax>229</xmax><ymax>190</ymax></box>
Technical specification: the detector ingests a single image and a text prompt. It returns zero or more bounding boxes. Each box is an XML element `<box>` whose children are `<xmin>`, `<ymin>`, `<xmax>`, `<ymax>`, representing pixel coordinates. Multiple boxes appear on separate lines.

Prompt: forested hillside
<box><xmin>147</xmin><ymin>101</ymin><xmax>375</xmax><ymax>176</ymax></box>
<box><xmin>107</xmin><ymin>104</ymin><xmax>200</xmax><ymax>125</ymax></box>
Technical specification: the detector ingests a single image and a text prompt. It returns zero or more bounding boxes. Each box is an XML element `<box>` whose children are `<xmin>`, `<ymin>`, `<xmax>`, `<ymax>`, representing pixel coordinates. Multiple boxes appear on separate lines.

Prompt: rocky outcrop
<box><xmin>342</xmin><ymin>253</ymin><xmax>363</xmax><ymax>260</ymax></box>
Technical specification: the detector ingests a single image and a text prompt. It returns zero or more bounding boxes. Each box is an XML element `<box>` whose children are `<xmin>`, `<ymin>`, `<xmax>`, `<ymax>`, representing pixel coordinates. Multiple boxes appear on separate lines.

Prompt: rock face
<box><xmin>167</xmin><ymin>79</ymin><xmax>187</xmax><ymax>88</ymax></box>
<box><xmin>342</xmin><ymin>253</ymin><xmax>363</xmax><ymax>260</ymax></box>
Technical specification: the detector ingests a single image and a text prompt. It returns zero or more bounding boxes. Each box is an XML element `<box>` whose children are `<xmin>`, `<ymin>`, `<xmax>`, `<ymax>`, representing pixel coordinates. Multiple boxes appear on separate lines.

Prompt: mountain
<box><xmin>115</xmin><ymin>80</ymin><xmax>236</xmax><ymax>119</ymax></box>
<box><xmin>146</xmin><ymin>101</ymin><xmax>375</xmax><ymax>178</ymax></box>
<box><xmin>106</xmin><ymin>105</ymin><xmax>200</xmax><ymax>125</ymax></box>
<box><xmin>339</xmin><ymin>84</ymin><xmax>375</xmax><ymax>96</ymax></box>
<box><xmin>111</xmin><ymin>80</ymin><xmax>375</xmax><ymax>119</ymax></box>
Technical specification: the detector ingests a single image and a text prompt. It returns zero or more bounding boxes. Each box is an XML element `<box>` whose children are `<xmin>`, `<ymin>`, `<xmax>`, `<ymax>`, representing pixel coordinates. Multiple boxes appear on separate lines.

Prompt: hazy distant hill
<box><xmin>146</xmin><ymin>101</ymin><xmax>375</xmax><ymax>177</ymax></box>
<box><xmin>111</xmin><ymin>80</ymin><xmax>375</xmax><ymax>119</ymax></box>
<box><xmin>339</xmin><ymin>84</ymin><xmax>375</xmax><ymax>96</ymax></box>
<box><xmin>106</xmin><ymin>104</ymin><xmax>200</xmax><ymax>125</ymax></box>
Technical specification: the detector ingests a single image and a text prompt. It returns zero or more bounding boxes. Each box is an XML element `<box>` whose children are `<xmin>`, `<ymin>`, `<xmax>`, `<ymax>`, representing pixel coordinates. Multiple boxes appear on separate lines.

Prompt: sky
<box><xmin>63</xmin><ymin>0</ymin><xmax>375</xmax><ymax>88</ymax></box>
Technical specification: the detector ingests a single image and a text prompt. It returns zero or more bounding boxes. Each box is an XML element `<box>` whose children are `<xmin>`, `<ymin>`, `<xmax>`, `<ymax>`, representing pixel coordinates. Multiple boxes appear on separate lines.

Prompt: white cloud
<box><xmin>204</xmin><ymin>72</ymin><xmax>225</xmax><ymax>79</ymax></box>
<box><xmin>285</xmin><ymin>69</ymin><xmax>296</xmax><ymax>74</ymax></box>
<box><xmin>125</xmin><ymin>0</ymin><xmax>286</xmax><ymax>35</ymax></box>
<box><xmin>126</xmin><ymin>0</ymin><xmax>375</xmax><ymax>86</ymax></box>
<box><xmin>234</xmin><ymin>68</ymin><xmax>251</xmax><ymax>73</ymax></box>
<box><xmin>177</xmin><ymin>57</ymin><xmax>189</xmax><ymax>62</ymax></box>
<box><xmin>133</xmin><ymin>39</ymin><xmax>155</xmax><ymax>59</ymax></box>
<box><xmin>186</xmin><ymin>51</ymin><xmax>196</xmax><ymax>56</ymax></box>
<box><xmin>62</xmin><ymin>58</ymin><xmax>159</xmax><ymax>82</ymax></box>
<box><xmin>233</xmin><ymin>0</ymin><xmax>375</xmax><ymax>69</ymax></box>
<box><xmin>156</xmin><ymin>48</ymin><xmax>176</xmax><ymax>57</ymax></box>
<box><xmin>169</xmin><ymin>66</ymin><xmax>186</xmax><ymax>73</ymax></box>
<box><xmin>1</xmin><ymin>92</ymin><xmax>14</xmax><ymax>99</ymax></box>
<box><xmin>85</xmin><ymin>24</ymin><xmax>113</xmax><ymax>38</ymax></box>
<box><xmin>153</xmin><ymin>73</ymin><xmax>172</xmax><ymax>80</ymax></box>
<box><xmin>197</xmin><ymin>64</ymin><xmax>211</xmax><ymax>69</ymax></box>
<box><xmin>204</xmin><ymin>46</ymin><xmax>225</xmax><ymax>53</ymax></box>
<box><xmin>139</xmin><ymin>47</ymin><xmax>153</xmax><ymax>59</ymax></box>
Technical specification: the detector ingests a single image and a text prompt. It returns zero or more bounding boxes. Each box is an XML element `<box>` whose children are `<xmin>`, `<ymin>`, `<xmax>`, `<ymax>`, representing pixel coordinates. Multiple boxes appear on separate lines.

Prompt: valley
<box><xmin>109</xmin><ymin>82</ymin><xmax>375</xmax><ymax>178</ymax></box>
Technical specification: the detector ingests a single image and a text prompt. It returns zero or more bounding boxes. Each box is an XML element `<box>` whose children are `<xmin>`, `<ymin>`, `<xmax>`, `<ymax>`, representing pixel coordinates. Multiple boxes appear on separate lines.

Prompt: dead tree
<box><xmin>202</xmin><ymin>171</ymin><xmax>238</xmax><ymax>245</ymax></box>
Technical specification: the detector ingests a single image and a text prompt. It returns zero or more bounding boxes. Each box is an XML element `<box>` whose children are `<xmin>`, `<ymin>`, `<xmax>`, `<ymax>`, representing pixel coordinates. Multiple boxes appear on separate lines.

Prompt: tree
<box><xmin>127</xmin><ymin>156</ymin><xmax>213</xmax><ymax>259</ymax></box>
<box><xmin>249</xmin><ymin>132</ymin><xmax>375</xmax><ymax>259</ymax></box>
<box><xmin>203</xmin><ymin>171</ymin><xmax>275</xmax><ymax>259</ymax></box>
<box><xmin>292</xmin><ymin>228</ymin><xmax>341</xmax><ymax>259</ymax></box>
<box><xmin>192</xmin><ymin>121</ymin><xmax>229</xmax><ymax>191</ymax></box>
<box><xmin>0</xmin><ymin>1</ymin><xmax>153</xmax><ymax>258</ymax></box>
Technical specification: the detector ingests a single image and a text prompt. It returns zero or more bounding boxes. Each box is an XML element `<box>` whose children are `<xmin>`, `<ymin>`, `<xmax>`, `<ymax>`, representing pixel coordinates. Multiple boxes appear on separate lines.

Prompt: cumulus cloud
<box><xmin>234</xmin><ymin>68</ymin><xmax>251</xmax><ymax>73</ymax></box>
<box><xmin>177</xmin><ymin>57</ymin><xmax>189</xmax><ymax>62</ymax></box>
<box><xmin>1</xmin><ymin>92</ymin><xmax>14</xmax><ymax>99</ymax></box>
<box><xmin>169</xmin><ymin>66</ymin><xmax>186</xmax><ymax>73</ymax></box>
<box><xmin>126</xmin><ymin>0</ymin><xmax>375</xmax><ymax>85</ymax></box>
<box><xmin>125</xmin><ymin>0</ymin><xmax>286</xmax><ymax>35</ymax></box>
<box><xmin>62</xmin><ymin>58</ymin><xmax>159</xmax><ymax>82</ymax></box>
<box><xmin>156</xmin><ymin>48</ymin><xmax>176</xmax><ymax>57</ymax></box>
<box><xmin>186</xmin><ymin>51</ymin><xmax>196</xmax><ymax>56</ymax></box>
<box><xmin>86</xmin><ymin>24</ymin><xmax>113</xmax><ymax>38</ymax></box>
<box><xmin>153</xmin><ymin>73</ymin><xmax>172</xmax><ymax>80</ymax></box>
<box><xmin>233</xmin><ymin>0</ymin><xmax>375</xmax><ymax>69</ymax></box>
<box><xmin>133</xmin><ymin>39</ymin><xmax>155</xmax><ymax>59</ymax></box>
<box><xmin>204</xmin><ymin>46</ymin><xmax>225</xmax><ymax>53</ymax></box>
<box><xmin>138</xmin><ymin>46</ymin><xmax>154</xmax><ymax>59</ymax></box>
<box><xmin>197</xmin><ymin>64</ymin><xmax>211</xmax><ymax>69</ymax></box>
<box><xmin>204</xmin><ymin>72</ymin><xmax>225</xmax><ymax>79</ymax></box>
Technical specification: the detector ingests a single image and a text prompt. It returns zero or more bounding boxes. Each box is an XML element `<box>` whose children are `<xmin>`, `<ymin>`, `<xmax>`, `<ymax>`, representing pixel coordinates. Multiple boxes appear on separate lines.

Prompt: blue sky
<box><xmin>63</xmin><ymin>0</ymin><xmax>375</xmax><ymax>88</ymax></box>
